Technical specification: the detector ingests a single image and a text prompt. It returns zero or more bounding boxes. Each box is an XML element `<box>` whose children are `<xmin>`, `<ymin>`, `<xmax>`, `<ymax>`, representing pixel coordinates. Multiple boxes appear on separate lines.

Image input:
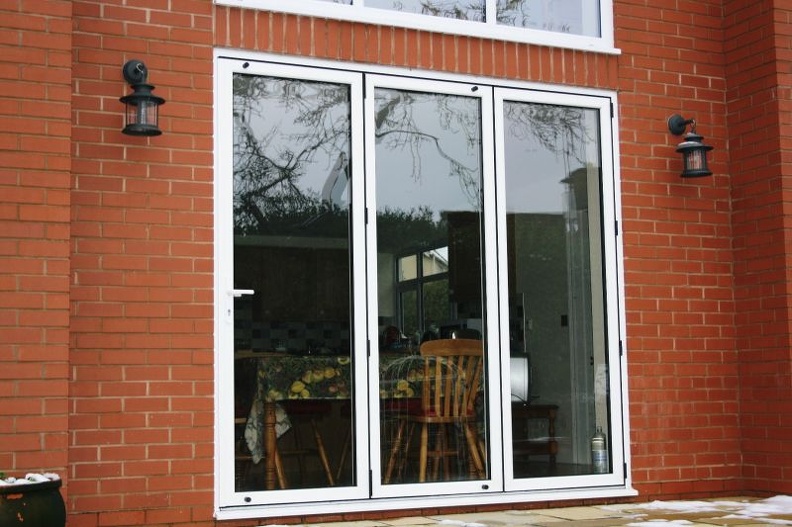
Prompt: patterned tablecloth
<box><xmin>244</xmin><ymin>353</ymin><xmax>424</xmax><ymax>463</ymax></box>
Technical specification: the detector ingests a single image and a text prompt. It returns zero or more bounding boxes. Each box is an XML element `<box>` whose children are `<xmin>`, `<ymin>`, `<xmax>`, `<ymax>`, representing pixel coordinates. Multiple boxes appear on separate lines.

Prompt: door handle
<box><xmin>231</xmin><ymin>289</ymin><xmax>255</xmax><ymax>297</ymax></box>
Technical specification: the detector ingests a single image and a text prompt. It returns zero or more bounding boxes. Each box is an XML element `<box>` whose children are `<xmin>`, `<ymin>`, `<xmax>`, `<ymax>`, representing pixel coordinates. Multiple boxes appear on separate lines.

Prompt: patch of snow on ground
<box><xmin>626</xmin><ymin>522</ymin><xmax>694</xmax><ymax>527</ymax></box>
<box><xmin>0</xmin><ymin>473</ymin><xmax>60</xmax><ymax>485</ymax></box>
<box><xmin>438</xmin><ymin>520</ymin><xmax>487</xmax><ymax>527</ymax></box>
<box><xmin>623</xmin><ymin>496</ymin><xmax>792</xmax><ymax>526</ymax></box>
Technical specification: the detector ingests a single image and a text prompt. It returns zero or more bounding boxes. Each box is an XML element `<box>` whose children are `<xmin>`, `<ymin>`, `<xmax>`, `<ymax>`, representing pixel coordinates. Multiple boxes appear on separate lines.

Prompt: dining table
<box><xmin>240</xmin><ymin>351</ymin><xmax>425</xmax><ymax>490</ymax></box>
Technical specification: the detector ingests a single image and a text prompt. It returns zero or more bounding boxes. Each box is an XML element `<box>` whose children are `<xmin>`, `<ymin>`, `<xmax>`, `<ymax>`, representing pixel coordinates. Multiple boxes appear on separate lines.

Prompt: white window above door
<box><xmin>214</xmin><ymin>0</ymin><xmax>616</xmax><ymax>53</ymax></box>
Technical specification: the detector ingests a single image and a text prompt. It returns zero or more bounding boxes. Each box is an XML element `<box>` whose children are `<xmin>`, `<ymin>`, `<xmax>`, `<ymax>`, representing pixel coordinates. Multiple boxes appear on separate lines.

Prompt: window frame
<box><xmin>214</xmin><ymin>50</ymin><xmax>635</xmax><ymax>521</ymax></box>
<box><xmin>214</xmin><ymin>0</ymin><xmax>618</xmax><ymax>53</ymax></box>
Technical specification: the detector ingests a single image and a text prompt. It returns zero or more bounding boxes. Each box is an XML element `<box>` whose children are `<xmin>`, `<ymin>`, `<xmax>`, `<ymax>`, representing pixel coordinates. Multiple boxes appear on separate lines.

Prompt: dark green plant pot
<box><xmin>0</xmin><ymin>478</ymin><xmax>66</xmax><ymax>527</ymax></box>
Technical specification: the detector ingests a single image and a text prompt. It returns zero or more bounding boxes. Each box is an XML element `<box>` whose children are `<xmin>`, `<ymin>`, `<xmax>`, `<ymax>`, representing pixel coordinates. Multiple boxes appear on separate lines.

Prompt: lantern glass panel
<box><xmin>684</xmin><ymin>149</ymin><xmax>705</xmax><ymax>171</ymax></box>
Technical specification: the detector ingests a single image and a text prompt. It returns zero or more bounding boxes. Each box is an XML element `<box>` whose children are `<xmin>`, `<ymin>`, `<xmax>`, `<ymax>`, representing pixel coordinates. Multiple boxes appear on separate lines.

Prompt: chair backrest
<box><xmin>418</xmin><ymin>338</ymin><xmax>483</xmax><ymax>418</ymax></box>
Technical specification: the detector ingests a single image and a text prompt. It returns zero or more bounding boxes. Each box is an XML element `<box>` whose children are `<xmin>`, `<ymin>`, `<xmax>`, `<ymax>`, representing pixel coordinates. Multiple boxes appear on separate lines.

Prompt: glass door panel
<box><xmin>230</xmin><ymin>69</ymin><xmax>364</xmax><ymax>499</ymax></box>
<box><xmin>496</xmin><ymin>94</ymin><xmax>618</xmax><ymax>487</ymax></box>
<box><xmin>370</xmin><ymin>82</ymin><xmax>494</xmax><ymax>494</ymax></box>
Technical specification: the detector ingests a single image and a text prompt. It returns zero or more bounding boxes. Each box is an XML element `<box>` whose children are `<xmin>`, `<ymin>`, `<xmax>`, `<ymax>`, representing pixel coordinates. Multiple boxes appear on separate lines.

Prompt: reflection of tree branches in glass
<box><xmin>233</xmin><ymin>74</ymin><xmax>351</xmax><ymax>235</ymax></box>
<box><xmin>419</xmin><ymin>0</ymin><xmax>484</xmax><ymax>21</ymax></box>
<box><xmin>383</xmin><ymin>0</ymin><xmax>484</xmax><ymax>20</ymax></box>
<box><xmin>496</xmin><ymin>0</ymin><xmax>572</xmax><ymax>32</ymax></box>
<box><xmin>232</xmin><ymin>73</ymin><xmax>590</xmax><ymax>238</ymax></box>
<box><xmin>504</xmin><ymin>102</ymin><xmax>590</xmax><ymax>175</ymax></box>
<box><xmin>496</xmin><ymin>0</ymin><xmax>531</xmax><ymax>25</ymax></box>
<box><xmin>375</xmin><ymin>89</ymin><xmax>482</xmax><ymax>210</ymax></box>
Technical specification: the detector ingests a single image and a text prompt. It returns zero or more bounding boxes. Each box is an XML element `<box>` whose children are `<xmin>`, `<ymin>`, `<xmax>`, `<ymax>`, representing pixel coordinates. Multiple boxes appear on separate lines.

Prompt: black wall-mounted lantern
<box><xmin>667</xmin><ymin>114</ymin><xmax>713</xmax><ymax>178</ymax></box>
<box><xmin>120</xmin><ymin>60</ymin><xmax>165</xmax><ymax>136</ymax></box>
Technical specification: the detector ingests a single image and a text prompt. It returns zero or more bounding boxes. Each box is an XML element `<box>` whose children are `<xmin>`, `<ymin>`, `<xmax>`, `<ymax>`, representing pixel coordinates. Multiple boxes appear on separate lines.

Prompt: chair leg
<box><xmin>463</xmin><ymin>424</ymin><xmax>485</xmax><ymax>479</ymax></box>
<box><xmin>383</xmin><ymin>419</ymin><xmax>406</xmax><ymax>484</ymax></box>
<box><xmin>273</xmin><ymin>446</ymin><xmax>289</xmax><ymax>489</ymax></box>
<box><xmin>310</xmin><ymin>417</ymin><xmax>335</xmax><ymax>486</ymax></box>
<box><xmin>335</xmin><ymin>427</ymin><xmax>351</xmax><ymax>482</ymax></box>
<box><xmin>418</xmin><ymin>422</ymin><xmax>429</xmax><ymax>483</ymax></box>
<box><xmin>429</xmin><ymin>425</ymin><xmax>444</xmax><ymax>481</ymax></box>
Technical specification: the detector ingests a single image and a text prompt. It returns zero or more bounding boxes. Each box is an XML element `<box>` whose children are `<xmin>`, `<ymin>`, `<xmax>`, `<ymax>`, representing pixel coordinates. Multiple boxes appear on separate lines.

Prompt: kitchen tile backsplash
<box><xmin>237</xmin><ymin>319</ymin><xmax>350</xmax><ymax>354</ymax></box>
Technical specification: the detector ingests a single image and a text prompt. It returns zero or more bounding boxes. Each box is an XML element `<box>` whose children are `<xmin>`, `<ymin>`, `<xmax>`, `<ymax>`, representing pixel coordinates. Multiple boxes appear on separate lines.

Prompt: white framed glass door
<box><xmin>215</xmin><ymin>59</ymin><xmax>369</xmax><ymax>508</ymax></box>
<box><xmin>215</xmin><ymin>53</ymin><xmax>630</xmax><ymax>518</ymax></box>
<box><xmin>364</xmin><ymin>76</ymin><xmax>503</xmax><ymax>498</ymax></box>
<box><xmin>493</xmin><ymin>88</ymin><xmax>626</xmax><ymax>491</ymax></box>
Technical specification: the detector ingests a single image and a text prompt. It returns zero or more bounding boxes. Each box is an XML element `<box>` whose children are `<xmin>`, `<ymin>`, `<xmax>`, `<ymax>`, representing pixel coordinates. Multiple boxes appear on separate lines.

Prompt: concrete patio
<box><xmin>287</xmin><ymin>496</ymin><xmax>792</xmax><ymax>527</ymax></box>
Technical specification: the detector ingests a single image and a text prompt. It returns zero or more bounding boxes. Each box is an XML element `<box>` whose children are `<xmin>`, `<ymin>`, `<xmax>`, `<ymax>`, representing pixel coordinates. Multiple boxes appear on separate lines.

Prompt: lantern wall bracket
<box><xmin>667</xmin><ymin>114</ymin><xmax>694</xmax><ymax>136</ymax></box>
<box><xmin>123</xmin><ymin>60</ymin><xmax>149</xmax><ymax>85</ymax></box>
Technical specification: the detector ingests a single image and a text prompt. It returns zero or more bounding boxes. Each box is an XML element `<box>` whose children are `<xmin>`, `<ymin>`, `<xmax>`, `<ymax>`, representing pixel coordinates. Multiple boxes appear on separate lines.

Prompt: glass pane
<box><xmin>423</xmin><ymin>278</ymin><xmax>450</xmax><ymax>331</ymax></box>
<box><xmin>422</xmin><ymin>247</ymin><xmax>448</xmax><ymax>277</ymax></box>
<box><xmin>497</xmin><ymin>0</ymin><xmax>601</xmax><ymax>37</ymax></box>
<box><xmin>398</xmin><ymin>254</ymin><xmax>418</xmax><ymax>281</ymax></box>
<box><xmin>503</xmin><ymin>101</ymin><xmax>609</xmax><ymax>478</ymax></box>
<box><xmin>232</xmin><ymin>73</ymin><xmax>354</xmax><ymax>490</ymax></box>
<box><xmin>366</xmin><ymin>0</ymin><xmax>485</xmax><ymax>22</ymax></box>
<box><xmin>399</xmin><ymin>289</ymin><xmax>418</xmax><ymax>348</ymax></box>
<box><xmin>374</xmin><ymin>87</ymin><xmax>487</xmax><ymax>485</ymax></box>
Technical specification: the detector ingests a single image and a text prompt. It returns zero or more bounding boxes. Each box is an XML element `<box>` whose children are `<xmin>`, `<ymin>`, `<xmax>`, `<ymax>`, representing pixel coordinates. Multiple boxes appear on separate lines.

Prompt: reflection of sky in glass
<box><xmin>374</xmin><ymin>89</ymin><xmax>482</xmax><ymax>221</ymax></box>
<box><xmin>366</xmin><ymin>0</ymin><xmax>485</xmax><ymax>21</ymax></box>
<box><xmin>503</xmin><ymin>102</ymin><xmax>597</xmax><ymax>214</ymax></box>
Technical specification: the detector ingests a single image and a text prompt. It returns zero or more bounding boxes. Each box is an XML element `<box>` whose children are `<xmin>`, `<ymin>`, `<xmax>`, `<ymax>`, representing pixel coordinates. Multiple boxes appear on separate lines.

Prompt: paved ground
<box><xmin>293</xmin><ymin>496</ymin><xmax>792</xmax><ymax>527</ymax></box>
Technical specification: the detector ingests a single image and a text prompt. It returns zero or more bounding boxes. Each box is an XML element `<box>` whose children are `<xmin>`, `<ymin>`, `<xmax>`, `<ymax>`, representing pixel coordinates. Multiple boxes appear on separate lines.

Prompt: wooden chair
<box><xmin>383</xmin><ymin>338</ymin><xmax>486</xmax><ymax>483</ymax></box>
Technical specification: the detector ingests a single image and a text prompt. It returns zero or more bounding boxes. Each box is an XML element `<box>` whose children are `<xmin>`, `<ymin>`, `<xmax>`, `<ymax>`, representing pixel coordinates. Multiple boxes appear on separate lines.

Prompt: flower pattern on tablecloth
<box><xmin>244</xmin><ymin>353</ymin><xmax>424</xmax><ymax>464</ymax></box>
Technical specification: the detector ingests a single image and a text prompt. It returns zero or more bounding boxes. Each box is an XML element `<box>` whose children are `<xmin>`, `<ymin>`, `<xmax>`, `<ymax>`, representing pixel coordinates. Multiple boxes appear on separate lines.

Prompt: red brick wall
<box><xmin>0</xmin><ymin>0</ymin><xmax>72</xmax><ymax>482</ymax></box>
<box><xmin>724</xmin><ymin>0</ymin><xmax>792</xmax><ymax>494</ymax></box>
<box><xmin>69</xmin><ymin>1</ymin><xmax>215</xmax><ymax>525</ymax></box>
<box><xmin>615</xmin><ymin>0</ymin><xmax>741</xmax><ymax>498</ymax></box>
<box><xmin>214</xmin><ymin>8</ymin><xmax>619</xmax><ymax>87</ymax></box>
